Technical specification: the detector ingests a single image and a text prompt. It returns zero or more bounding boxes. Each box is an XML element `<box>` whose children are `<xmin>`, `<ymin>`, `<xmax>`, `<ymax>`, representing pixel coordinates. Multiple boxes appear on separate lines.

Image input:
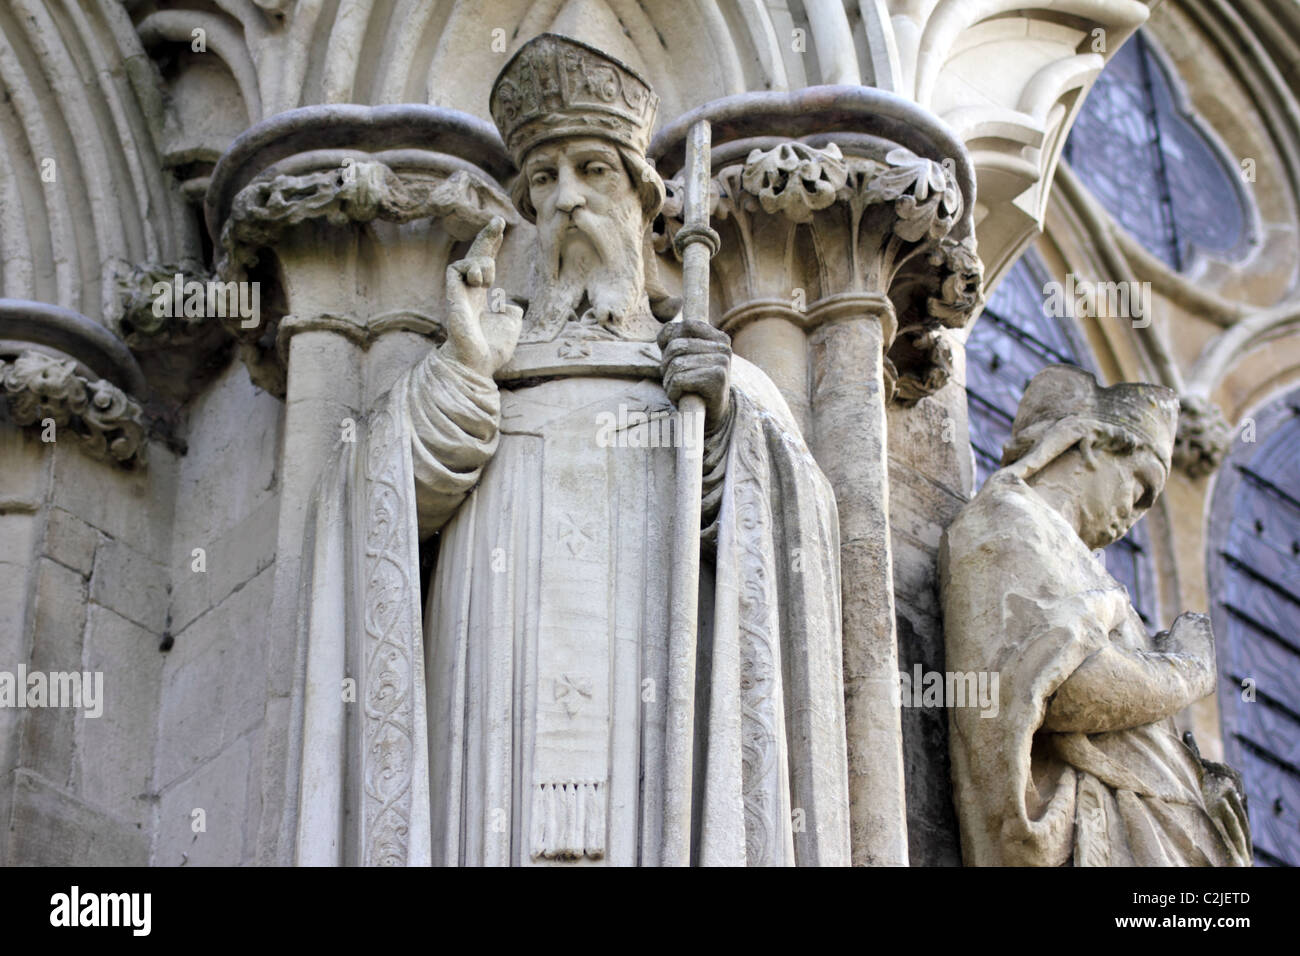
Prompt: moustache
<box><xmin>546</xmin><ymin>211</ymin><xmax>615</xmax><ymax>256</ymax></box>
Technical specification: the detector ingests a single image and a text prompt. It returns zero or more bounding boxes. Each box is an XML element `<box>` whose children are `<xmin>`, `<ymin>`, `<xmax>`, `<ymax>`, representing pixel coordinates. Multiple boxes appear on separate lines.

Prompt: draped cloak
<box><xmin>940</xmin><ymin>471</ymin><xmax>1252</xmax><ymax>866</ymax></box>
<box><xmin>290</xmin><ymin>335</ymin><xmax>851</xmax><ymax>866</ymax></box>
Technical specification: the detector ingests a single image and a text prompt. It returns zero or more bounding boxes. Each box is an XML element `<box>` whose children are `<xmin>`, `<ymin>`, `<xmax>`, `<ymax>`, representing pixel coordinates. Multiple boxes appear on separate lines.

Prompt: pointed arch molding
<box><xmin>1032</xmin><ymin>2</ymin><xmax>1300</xmax><ymax>476</ymax></box>
<box><xmin>0</xmin><ymin>0</ymin><xmax>197</xmax><ymax>318</ymax></box>
<box><xmin>0</xmin><ymin>0</ymin><xmax>1176</xmax><ymax>443</ymax></box>
<box><xmin>114</xmin><ymin>0</ymin><xmax>1157</xmax><ymax>301</ymax></box>
<box><xmin>0</xmin><ymin>0</ymin><xmax>199</xmax><ymax>466</ymax></box>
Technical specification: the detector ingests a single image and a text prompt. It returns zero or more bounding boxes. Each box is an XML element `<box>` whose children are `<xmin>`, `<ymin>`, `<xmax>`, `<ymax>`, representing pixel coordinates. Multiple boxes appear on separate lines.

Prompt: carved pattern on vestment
<box><xmin>733</xmin><ymin>400</ymin><xmax>782</xmax><ymax>865</ymax></box>
<box><xmin>1076</xmin><ymin>781</ymin><xmax>1112</xmax><ymax>867</ymax></box>
<box><xmin>360</xmin><ymin>403</ymin><xmax>418</xmax><ymax>865</ymax></box>
<box><xmin>554</xmin><ymin>673</ymin><xmax>593</xmax><ymax>717</ymax></box>
<box><xmin>557</xmin><ymin>513</ymin><xmax>595</xmax><ymax>557</ymax></box>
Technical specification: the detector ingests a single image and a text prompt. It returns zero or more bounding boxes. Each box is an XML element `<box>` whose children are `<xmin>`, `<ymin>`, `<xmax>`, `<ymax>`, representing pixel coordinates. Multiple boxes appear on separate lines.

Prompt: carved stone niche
<box><xmin>0</xmin><ymin>300</ymin><xmax>149</xmax><ymax>467</ymax></box>
<box><xmin>204</xmin><ymin>105</ymin><xmax>519</xmax><ymax>399</ymax></box>
<box><xmin>203</xmin><ymin>112</ymin><xmax>521</xmax><ymax>846</ymax></box>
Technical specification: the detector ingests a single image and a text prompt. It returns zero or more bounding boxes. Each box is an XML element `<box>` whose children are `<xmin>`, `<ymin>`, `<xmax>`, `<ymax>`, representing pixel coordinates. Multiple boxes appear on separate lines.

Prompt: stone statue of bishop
<box><xmin>292</xmin><ymin>34</ymin><xmax>850</xmax><ymax>867</ymax></box>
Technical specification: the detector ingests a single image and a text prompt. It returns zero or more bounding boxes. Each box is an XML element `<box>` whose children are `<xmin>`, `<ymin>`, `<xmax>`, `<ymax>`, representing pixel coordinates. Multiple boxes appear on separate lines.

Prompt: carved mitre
<box><xmin>489</xmin><ymin>33</ymin><xmax>659</xmax><ymax>167</ymax></box>
<box><xmin>1002</xmin><ymin>364</ymin><xmax>1180</xmax><ymax>471</ymax></box>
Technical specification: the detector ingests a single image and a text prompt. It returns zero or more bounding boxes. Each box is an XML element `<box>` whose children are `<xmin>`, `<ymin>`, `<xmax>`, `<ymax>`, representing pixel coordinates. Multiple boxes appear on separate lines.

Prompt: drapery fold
<box><xmin>942</xmin><ymin>471</ymin><xmax>1251</xmax><ymax>867</ymax></box>
<box><xmin>291</xmin><ymin>353</ymin><xmax>851</xmax><ymax>866</ymax></box>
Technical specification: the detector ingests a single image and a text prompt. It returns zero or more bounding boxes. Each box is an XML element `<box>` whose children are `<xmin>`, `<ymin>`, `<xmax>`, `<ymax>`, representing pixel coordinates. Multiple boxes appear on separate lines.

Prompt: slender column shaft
<box><xmin>261</xmin><ymin>329</ymin><xmax>362</xmax><ymax>864</ymax></box>
<box><xmin>808</xmin><ymin>295</ymin><xmax>907</xmax><ymax>866</ymax></box>
<box><xmin>725</xmin><ymin>305</ymin><xmax>812</xmax><ymax>439</ymax></box>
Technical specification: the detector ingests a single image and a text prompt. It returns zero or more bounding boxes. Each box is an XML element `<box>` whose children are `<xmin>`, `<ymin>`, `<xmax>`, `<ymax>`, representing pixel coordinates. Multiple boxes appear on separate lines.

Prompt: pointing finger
<box><xmin>467</xmin><ymin>215</ymin><xmax>506</xmax><ymax>262</ymax></box>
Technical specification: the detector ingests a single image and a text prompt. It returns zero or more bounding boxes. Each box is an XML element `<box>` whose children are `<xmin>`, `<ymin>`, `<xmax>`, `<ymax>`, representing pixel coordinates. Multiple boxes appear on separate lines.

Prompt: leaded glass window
<box><xmin>964</xmin><ymin>254</ymin><xmax>1157</xmax><ymax>625</ymax></box>
<box><xmin>1063</xmin><ymin>31</ymin><xmax>1252</xmax><ymax>270</ymax></box>
<box><xmin>1210</xmin><ymin>392</ymin><xmax>1300</xmax><ymax>867</ymax></box>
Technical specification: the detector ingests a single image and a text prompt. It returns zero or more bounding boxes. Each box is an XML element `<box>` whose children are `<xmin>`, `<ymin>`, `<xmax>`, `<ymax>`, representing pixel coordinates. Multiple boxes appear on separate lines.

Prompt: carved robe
<box><xmin>940</xmin><ymin>471</ymin><xmax>1252</xmax><ymax>867</ymax></box>
<box><xmin>292</xmin><ymin>327</ymin><xmax>851</xmax><ymax>866</ymax></box>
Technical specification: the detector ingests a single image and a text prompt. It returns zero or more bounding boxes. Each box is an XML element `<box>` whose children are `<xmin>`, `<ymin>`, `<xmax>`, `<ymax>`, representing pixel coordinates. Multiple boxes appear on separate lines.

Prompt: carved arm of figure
<box><xmin>408</xmin><ymin>216</ymin><xmax>524</xmax><ymax>533</ymax></box>
<box><xmin>658</xmin><ymin>317</ymin><xmax>734</xmax><ymax>531</ymax></box>
<box><xmin>1043</xmin><ymin>611</ymin><xmax>1217</xmax><ymax>734</ymax></box>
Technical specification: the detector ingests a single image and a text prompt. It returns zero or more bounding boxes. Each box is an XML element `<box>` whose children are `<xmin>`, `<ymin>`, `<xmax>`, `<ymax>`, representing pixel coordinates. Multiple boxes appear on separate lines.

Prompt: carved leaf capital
<box><xmin>740</xmin><ymin>141</ymin><xmax>848</xmax><ymax>224</ymax></box>
<box><xmin>1173</xmin><ymin>394</ymin><xmax>1232</xmax><ymax>479</ymax></box>
<box><xmin>862</xmin><ymin>148</ymin><xmax>962</xmax><ymax>244</ymax></box>
<box><xmin>0</xmin><ymin>351</ymin><xmax>147</xmax><ymax>466</ymax></box>
<box><xmin>650</xmin><ymin>137</ymin><xmax>980</xmax><ymax>406</ymax></box>
<box><xmin>212</xmin><ymin>158</ymin><xmax>516</xmax><ymax>397</ymax></box>
<box><xmin>217</xmin><ymin>159</ymin><xmax>517</xmax><ymax>285</ymax></box>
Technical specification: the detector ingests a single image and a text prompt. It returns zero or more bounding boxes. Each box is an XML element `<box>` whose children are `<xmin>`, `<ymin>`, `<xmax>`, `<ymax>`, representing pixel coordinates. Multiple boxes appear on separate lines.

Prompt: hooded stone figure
<box><xmin>940</xmin><ymin>364</ymin><xmax>1251</xmax><ymax>866</ymax></box>
<box><xmin>289</xmin><ymin>34</ymin><xmax>851</xmax><ymax>866</ymax></box>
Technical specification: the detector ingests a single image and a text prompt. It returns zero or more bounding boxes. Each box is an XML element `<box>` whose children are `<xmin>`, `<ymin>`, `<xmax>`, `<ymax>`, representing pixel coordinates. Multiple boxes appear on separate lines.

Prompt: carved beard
<box><xmin>525</xmin><ymin>200</ymin><xmax>646</xmax><ymax>332</ymax></box>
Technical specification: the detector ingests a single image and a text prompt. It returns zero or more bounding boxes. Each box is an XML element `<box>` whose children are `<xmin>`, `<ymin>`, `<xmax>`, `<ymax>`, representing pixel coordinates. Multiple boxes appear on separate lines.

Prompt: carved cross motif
<box><xmin>557</xmin><ymin>338</ymin><xmax>591</xmax><ymax>359</ymax></box>
<box><xmin>554</xmin><ymin>673</ymin><xmax>594</xmax><ymax>717</ymax></box>
<box><xmin>557</xmin><ymin>513</ymin><xmax>597</xmax><ymax>556</ymax></box>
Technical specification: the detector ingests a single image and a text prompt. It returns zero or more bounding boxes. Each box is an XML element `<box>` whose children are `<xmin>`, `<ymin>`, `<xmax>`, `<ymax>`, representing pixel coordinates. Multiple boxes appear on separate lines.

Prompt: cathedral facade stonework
<box><xmin>1</xmin><ymin>0</ymin><xmax>1297</xmax><ymax>867</ymax></box>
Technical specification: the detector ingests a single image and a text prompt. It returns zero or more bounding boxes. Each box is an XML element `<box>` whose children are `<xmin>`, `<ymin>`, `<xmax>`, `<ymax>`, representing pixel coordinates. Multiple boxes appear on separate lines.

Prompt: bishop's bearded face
<box><xmin>522</xmin><ymin>136</ymin><xmax>648</xmax><ymax>328</ymax></box>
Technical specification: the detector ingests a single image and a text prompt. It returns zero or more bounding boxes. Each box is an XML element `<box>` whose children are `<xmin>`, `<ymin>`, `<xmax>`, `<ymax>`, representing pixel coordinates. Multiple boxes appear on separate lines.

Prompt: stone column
<box><xmin>203</xmin><ymin>105</ymin><xmax>516</xmax><ymax>865</ymax></box>
<box><xmin>805</xmin><ymin>292</ymin><xmax>903</xmax><ymax>864</ymax></box>
<box><xmin>652</xmin><ymin>89</ymin><xmax>984</xmax><ymax>865</ymax></box>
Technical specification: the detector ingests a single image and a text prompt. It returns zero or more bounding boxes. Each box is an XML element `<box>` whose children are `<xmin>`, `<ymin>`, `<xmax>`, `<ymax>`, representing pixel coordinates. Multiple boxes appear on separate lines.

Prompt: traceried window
<box><xmin>1063</xmin><ymin>31</ymin><xmax>1252</xmax><ymax>270</ymax></box>
<box><xmin>964</xmin><ymin>254</ymin><xmax>1157</xmax><ymax>626</ymax></box>
<box><xmin>1209</xmin><ymin>391</ymin><xmax>1300</xmax><ymax>867</ymax></box>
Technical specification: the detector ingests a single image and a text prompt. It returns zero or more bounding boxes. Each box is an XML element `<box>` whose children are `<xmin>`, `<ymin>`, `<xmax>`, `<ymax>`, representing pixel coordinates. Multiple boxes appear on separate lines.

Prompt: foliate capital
<box><xmin>740</xmin><ymin>141</ymin><xmax>848</xmax><ymax>224</ymax></box>
<box><xmin>0</xmin><ymin>350</ymin><xmax>147</xmax><ymax>466</ymax></box>
<box><xmin>1173</xmin><ymin>394</ymin><xmax>1233</xmax><ymax>479</ymax></box>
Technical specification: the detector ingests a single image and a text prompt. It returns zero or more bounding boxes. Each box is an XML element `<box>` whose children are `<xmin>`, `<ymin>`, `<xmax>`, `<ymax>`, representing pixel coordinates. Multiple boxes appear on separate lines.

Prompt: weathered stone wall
<box><xmin>0</xmin><ymin>346</ymin><xmax>281</xmax><ymax>867</ymax></box>
<box><xmin>886</xmin><ymin>357</ymin><xmax>975</xmax><ymax>866</ymax></box>
<box><xmin>0</xmin><ymin>426</ymin><xmax>175</xmax><ymax>865</ymax></box>
<box><xmin>150</xmin><ymin>360</ymin><xmax>281</xmax><ymax>866</ymax></box>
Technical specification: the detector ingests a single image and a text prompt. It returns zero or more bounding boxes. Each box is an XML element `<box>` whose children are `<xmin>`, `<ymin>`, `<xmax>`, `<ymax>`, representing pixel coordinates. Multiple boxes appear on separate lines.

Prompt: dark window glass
<box><xmin>1063</xmin><ymin>32</ymin><xmax>1250</xmax><ymax>270</ymax></box>
<box><xmin>965</xmin><ymin>255</ymin><xmax>1156</xmax><ymax>625</ymax></box>
<box><xmin>1212</xmin><ymin>395</ymin><xmax>1300</xmax><ymax>866</ymax></box>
